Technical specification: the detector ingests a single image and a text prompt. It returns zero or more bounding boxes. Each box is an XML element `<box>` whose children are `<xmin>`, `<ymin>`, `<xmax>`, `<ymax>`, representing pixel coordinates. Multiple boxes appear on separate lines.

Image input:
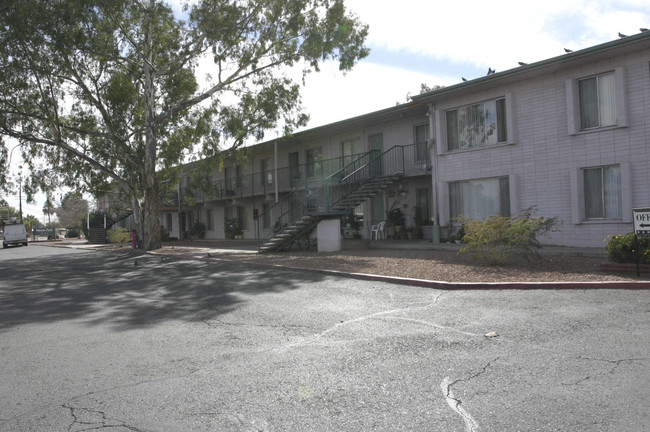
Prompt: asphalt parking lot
<box><xmin>1</xmin><ymin>246</ymin><xmax>649</xmax><ymax>431</ymax></box>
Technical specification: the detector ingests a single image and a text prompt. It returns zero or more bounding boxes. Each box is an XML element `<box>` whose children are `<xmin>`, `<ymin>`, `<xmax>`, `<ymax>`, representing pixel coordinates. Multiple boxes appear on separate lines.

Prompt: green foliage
<box><xmin>107</xmin><ymin>227</ymin><xmax>131</xmax><ymax>244</ymax></box>
<box><xmin>605</xmin><ymin>233</ymin><xmax>650</xmax><ymax>264</ymax></box>
<box><xmin>224</xmin><ymin>218</ymin><xmax>243</xmax><ymax>236</ymax></box>
<box><xmin>0</xmin><ymin>0</ymin><xmax>369</xmax><ymax>250</ymax></box>
<box><xmin>386</xmin><ymin>207</ymin><xmax>405</xmax><ymax>227</ymax></box>
<box><xmin>0</xmin><ymin>204</ymin><xmax>20</xmax><ymax>221</ymax></box>
<box><xmin>22</xmin><ymin>214</ymin><xmax>40</xmax><ymax>234</ymax></box>
<box><xmin>459</xmin><ymin>208</ymin><xmax>558</xmax><ymax>264</ymax></box>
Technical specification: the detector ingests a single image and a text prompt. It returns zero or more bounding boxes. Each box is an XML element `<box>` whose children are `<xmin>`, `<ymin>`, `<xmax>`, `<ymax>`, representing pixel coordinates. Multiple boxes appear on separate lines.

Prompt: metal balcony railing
<box><xmin>178</xmin><ymin>143</ymin><xmax>430</xmax><ymax>208</ymax></box>
<box><xmin>255</xmin><ymin>142</ymin><xmax>428</xmax><ymax>249</ymax></box>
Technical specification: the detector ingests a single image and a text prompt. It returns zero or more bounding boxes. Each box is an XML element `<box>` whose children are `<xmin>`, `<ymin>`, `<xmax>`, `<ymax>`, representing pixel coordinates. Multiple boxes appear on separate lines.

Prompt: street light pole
<box><xmin>18</xmin><ymin>175</ymin><xmax>22</xmax><ymax>220</ymax></box>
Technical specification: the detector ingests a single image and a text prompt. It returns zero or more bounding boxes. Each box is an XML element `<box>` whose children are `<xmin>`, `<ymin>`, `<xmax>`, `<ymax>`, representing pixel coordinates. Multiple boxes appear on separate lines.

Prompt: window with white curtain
<box><xmin>446</xmin><ymin>98</ymin><xmax>507</xmax><ymax>151</ymax></box>
<box><xmin>584</xmin><ymin>165</ymin><xmax>622</xmax><ymax>219</ymax></box>
<box><xmin>579</xmin><ymin>72</ymin><xmax>617</xmax><ymax>130</ymax></box>
<box><xmin>449</xmin><ymin>177</ymin><xmax>510</xmax><ymax>220</ymax></box>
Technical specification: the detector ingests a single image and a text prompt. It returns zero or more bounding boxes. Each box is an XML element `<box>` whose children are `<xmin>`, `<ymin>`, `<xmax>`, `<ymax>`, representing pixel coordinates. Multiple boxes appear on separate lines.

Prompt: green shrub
<box><xmin>459</xmin><ymin>208</ymin><xmax>558</xmax><ymax>264</ymax></box>
<box><xmin>107</xmin><ymin>227</ymin><xmax>130</xmax><ymax>244</ymax></box>
<box><xmin>605</xmin><ymin>233</ymin><xmax>650</xmax><ymax>264</ymax></box>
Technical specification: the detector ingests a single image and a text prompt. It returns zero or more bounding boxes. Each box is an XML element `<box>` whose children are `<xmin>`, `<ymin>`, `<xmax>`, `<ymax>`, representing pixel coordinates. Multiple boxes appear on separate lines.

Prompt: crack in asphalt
<box><xmin>52</xmin><ymin>372</ymin><xmax>201</xmax><ymax>432</ymax></box>
<box><xmin>562</xmin><ymin>357</ymin><xmax>649</xmax><ymax>386</ymax></box>
<box><xmin>63</xmin><ymin>402</ymin><xmax>144</xmax><ymax>432</ymax></box>
<box><xmin>385</xmin><ymin>316</ymin><xmax>482</xmax><ymax>337</ymax></box>
<box><xmin>440</xmin><ymin>358</ymin><xmax>498</xmax><ymax>432</ymax></box>
<box><xmin>271</xmin><ymin>293</ymin><xmax>448</xmax><ymax>351</ymax></box>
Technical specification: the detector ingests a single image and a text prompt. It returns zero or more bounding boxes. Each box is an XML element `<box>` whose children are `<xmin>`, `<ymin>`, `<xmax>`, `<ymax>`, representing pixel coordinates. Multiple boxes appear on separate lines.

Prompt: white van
<box><xmin>3</xmin><ymin>220</ymin><xmax>28</xmax><ymax>248</ymax></box>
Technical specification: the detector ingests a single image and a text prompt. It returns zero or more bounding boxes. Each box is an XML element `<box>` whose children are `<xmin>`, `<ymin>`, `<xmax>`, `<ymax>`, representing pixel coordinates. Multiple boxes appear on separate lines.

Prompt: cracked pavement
<box><xmin>1</xmin><ymin>245</ymin><xmax>649</xmax><ymax>431</ymax></box>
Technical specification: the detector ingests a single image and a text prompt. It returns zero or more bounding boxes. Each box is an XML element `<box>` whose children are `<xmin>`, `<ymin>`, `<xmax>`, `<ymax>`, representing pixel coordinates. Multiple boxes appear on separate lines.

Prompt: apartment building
<box><xmin>158</xmin><ymin>31</ymin><xmax>649</xmax><ymax>249</ymax></box>
<box><xmin>164</xmin><ymin>103</ymin><xmax>434</xmax><ymax>247</ymax></box>
<box><xmin>413</xmin><ymin>30</ymin><xmax>650</xmax><ymax>247</ymax></box>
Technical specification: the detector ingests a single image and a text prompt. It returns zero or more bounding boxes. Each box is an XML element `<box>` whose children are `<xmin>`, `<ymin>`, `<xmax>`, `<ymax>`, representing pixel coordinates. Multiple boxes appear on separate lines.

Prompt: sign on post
<box><xmin>633</xmin><ymin>208</ymin><xmax>650</xmax><ymax>236</ymax></box>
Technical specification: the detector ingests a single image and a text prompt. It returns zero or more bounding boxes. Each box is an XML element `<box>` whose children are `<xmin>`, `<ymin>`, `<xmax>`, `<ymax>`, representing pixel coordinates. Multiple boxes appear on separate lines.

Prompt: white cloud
<box><xmin>345</xmin><ymin>0</ymin><xmax>650</xmax><ymax>70</ymax></box>
<box><xmin>296</xmin><ymin>61</ymin><xmax>456</xmax><ymax>129</ymax></box>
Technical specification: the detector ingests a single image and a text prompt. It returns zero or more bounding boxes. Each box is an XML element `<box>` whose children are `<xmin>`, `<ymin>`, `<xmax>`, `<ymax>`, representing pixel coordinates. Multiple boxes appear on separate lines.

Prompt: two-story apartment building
<box><xmin>413</xmin><ymin>30</ymin><xmax>650</xmax><ymax>247</ymax></box>
<box><xmin>156</xmin><ymin>30</ymin><xmax>649</xmax><ymax>249</ymax></box>
<box><xmin>164</xmin><ymin>102</ymin><xmax>434</xmax><ymax>247</ymax></box>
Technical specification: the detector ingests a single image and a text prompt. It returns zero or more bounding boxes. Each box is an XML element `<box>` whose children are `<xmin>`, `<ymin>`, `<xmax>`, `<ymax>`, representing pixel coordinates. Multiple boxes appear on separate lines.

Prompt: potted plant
<box><xmin>386</xmin><ymin>207</ymin><xmax>406</xmax><ymax>239</ymax></box>
<box><xmin>224</xmin><ymin>217</ymin><xmax>242</xmax><ymax>239</ymax></box>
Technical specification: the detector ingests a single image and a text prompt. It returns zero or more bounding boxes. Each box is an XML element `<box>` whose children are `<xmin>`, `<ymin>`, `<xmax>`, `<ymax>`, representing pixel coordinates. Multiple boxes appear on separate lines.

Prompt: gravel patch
<box><xmin>158</xmin><ymin>246</ymin><xmax>646</xmax><ymax>283</ymax></box>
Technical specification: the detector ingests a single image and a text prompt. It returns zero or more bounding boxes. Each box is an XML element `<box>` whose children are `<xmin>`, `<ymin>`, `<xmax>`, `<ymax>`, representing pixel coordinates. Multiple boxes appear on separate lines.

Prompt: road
<box><xmin>1</xmin><ymin>245</ymin><xmax>649</xmax><ymax>431</ymax></box>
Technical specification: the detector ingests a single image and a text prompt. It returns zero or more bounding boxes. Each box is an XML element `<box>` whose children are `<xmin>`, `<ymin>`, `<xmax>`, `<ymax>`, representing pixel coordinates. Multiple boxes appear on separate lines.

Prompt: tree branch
<box><xmin>3</xmin><ymin>128</ymin><xmax>133</xmax><ymax>196</ymax></box>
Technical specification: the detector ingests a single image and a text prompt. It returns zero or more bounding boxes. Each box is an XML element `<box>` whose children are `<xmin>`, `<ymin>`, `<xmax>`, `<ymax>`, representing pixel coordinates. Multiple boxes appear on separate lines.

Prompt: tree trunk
<box><xmin>141</xmin><ymin>0</ymin><xmax>161</xmax><ymax>251</ymax></box>
<box><xmin>131</xmin><ymin>196</ymin><xmax>144</xmax><ymax>248</ymax></box>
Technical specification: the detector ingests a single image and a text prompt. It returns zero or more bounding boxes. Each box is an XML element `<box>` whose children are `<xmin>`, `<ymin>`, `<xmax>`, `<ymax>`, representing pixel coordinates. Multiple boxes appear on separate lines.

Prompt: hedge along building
<box><xmin>160</xmin><ymin>30</ymin><xmax>650</xmax><ymax>249</ymax></box>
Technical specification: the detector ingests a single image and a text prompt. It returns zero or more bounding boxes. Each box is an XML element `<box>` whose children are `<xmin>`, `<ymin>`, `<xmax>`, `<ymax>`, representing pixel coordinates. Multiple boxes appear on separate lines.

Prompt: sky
<box><xmin>4</xmin><ymin>0</ymin><xmax>650</xmax><ymax>223</ymax></box>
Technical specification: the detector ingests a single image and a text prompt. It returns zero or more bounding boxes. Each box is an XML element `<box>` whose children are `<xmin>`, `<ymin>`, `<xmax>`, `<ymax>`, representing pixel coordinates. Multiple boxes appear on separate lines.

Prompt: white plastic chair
<box><xmin>371</xmin><ymin>221</ymin><xmax>385</xmax><ymax>240</ymax></box>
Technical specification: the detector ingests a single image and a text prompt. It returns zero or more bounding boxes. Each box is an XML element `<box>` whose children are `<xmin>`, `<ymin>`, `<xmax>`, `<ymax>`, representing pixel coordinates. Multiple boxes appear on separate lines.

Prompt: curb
<box><xmin>160</xmin><ymin>252</ymin><xmax>650</xmax><ymax>290</ymax></box>
<box><xmin>40</xmin><ymin>243</ymin><xmax>650</xmax><ymax>290</ymax></box>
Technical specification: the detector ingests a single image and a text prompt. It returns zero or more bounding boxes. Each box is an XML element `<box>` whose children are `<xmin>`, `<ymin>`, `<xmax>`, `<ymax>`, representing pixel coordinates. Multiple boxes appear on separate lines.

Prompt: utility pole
<box><xmin>18</xmin><ymin>175</ymin><xmax>22</xmax><ymax>220</ymax></box>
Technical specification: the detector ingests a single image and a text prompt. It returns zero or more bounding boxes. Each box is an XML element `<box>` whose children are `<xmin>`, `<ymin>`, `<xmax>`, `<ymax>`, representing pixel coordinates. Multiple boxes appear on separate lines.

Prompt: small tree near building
<box><xmin>0</xmin><ymin>0</ymin><xmax>369</xmax><ymax>250</ymax></box>
<box><xmin>55</xmin><ymin>193</ymin><xmax>89</xmax><ymax>238</ymax></box>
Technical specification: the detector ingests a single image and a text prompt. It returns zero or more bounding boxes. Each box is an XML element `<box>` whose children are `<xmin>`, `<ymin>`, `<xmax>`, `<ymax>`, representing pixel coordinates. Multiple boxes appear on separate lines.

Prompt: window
<box><xmin>306</xmin><ymin>147</ymin><xmax>322</xmax><ymax>178</ymax></box>
<box><xmin>414</xmin><ymin>124</ymin><xmax>429</xmax><ymax>161</ymax></box>
<box><xmin>579</xmin><ymin>72</ymin><xmax>616</xmax><ymax>130</ymax></box>
<box><xmin>342</xmin><ymin>138</ymin><xmax>361</xmax><ymax>166</ymax></box>
<box><xmin>224</xmin><ymin>167</ymin><xmax>236</xmax><ymax>191</ymax></box>
<box><xmin>583</xmin><ymin>165</ymin><xmax>621</xmax><ymax>219</ymax></box>
<box><xmin>449</xmin><ymin>177</ymin><xmax>510</xmax><ymax>220</ymax></box>
<box><xmin>446</xmin><ymin>98</ymin><xmax>507</xmax><ymax>151</ymax></box>
<box><xmin>206</xmin><ymin>209</ymin><xmax>213</xmax><ymax>230</ymax></box>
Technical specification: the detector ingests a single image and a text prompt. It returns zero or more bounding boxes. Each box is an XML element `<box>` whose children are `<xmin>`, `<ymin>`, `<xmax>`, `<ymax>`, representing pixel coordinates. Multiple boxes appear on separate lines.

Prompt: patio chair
<box><xmin>371</xmin><ymin>221</ymin><xmax>385</xmax><ymax>240</ymax></box>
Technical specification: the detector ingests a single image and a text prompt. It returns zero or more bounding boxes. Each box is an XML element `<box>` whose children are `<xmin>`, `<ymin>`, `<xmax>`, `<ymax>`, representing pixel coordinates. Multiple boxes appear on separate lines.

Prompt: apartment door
<box><xmin>369</xmin><ymin>133</ymin><xmax>383</xmax><ymax>176</ymax></box>
<box><xmin>289</xmin><ymin>152</ymin><xmax>300</xmax><ymax>185</ymax></box>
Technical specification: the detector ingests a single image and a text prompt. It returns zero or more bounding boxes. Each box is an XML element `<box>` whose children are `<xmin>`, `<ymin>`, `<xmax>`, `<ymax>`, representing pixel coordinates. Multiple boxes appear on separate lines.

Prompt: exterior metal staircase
<box><xmin>106</xmin><ymin>210</ymin><xmax>133</xmax><ymax>228</ymax></box>
<box><xmin>256</xmin><ymin>145</ymin><xmax>408</xmax><ymax>252</ymax></box>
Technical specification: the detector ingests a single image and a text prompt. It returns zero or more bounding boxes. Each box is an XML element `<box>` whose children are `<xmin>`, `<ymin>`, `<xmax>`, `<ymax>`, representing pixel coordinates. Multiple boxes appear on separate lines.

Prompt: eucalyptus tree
<box><xmin>0</xmin><ymin>0</ymin><xmax>369</xmax><ymax>250</ymax></box>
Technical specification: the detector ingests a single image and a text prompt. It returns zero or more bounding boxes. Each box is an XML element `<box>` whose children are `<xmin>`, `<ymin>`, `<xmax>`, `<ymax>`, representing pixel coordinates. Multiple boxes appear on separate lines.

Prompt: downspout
<box><xmin>428</xmin><ymin>103</ymin><xmax>439</xmax><ymax>226</ymax></box>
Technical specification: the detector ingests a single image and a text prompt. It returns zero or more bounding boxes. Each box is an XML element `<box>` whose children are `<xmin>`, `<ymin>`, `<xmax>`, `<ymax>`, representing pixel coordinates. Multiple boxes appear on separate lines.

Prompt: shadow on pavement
<box><xmin>0</xmin><ymin>249</ymin><xmax>326</xmax><ymax>331</ymax></box>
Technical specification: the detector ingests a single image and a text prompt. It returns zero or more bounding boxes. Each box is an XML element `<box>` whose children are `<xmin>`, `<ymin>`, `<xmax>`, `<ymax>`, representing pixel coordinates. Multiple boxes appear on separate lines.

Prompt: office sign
<box><xmin>633</xmin><ymin>208</ymin><xmax>650</xmax><ymax>236</ymax></box>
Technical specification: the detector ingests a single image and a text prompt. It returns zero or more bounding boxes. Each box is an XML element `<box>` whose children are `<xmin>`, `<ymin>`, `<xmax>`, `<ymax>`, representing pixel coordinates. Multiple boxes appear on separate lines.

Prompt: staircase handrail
<box><xmin>256</xmin><ymin>145</ymin><xmax>408</xmax><ymax>252</ymax></box>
